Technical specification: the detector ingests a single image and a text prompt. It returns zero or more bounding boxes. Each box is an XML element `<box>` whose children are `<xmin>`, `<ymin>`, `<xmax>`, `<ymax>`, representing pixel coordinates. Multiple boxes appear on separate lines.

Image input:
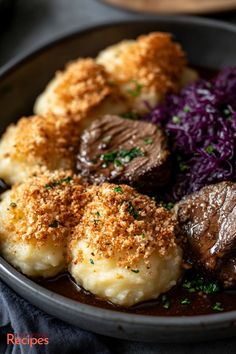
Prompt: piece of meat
<box><xmin>175</xmin><ymin>181</ymin><xmax>236</xmax><ymax>288</ymax></box>
<box><xmin>76</xmin><ymin>115</ymin><xmax>170</xmax><ymax>193</ymax></box>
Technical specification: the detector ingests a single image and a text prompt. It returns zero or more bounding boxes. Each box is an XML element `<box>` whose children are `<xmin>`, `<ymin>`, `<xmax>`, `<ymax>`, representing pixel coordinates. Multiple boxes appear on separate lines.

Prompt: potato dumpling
<box><xmin>0</xmin><ymin>114</ymin><xmax>79</xmax><ymax>185</ymax></box>
<box><xmin>69</xmin><ymin>183</ymin><xmax>182</xmax><ymax>307</ymax></box>
<box><xmin>0</xmin><ymin>171</ymin><xmax>86</xmax><ymax>278</ymax></box>
<box><xmin>97</xmin><ymin>32</ymin><xmax>197</xmax><ymax>114</ymax></box>
<box><xmin>34</xmin><ymin>58</ymin><xmax>127</xmax><ymax>124</ymax></box>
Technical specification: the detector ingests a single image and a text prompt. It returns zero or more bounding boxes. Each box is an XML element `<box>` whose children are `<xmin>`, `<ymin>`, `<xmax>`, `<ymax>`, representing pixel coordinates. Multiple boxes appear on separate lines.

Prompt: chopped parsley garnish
<box><xmin>161</xmin><ymin>295</ymin><xmax>171</xmax><ymax>310</ymax></box>
<box><xmin>183</xmin><ymin>105</ymin><xmax>191</xmax><ymax>113</ymax></box>
<box><xmin>93</xmin><ymin>212</ymin><xmax>101</xmax><ymax>225</ymax></box>
<box><xmin>60</xmin><ymin>176</ymin><xmax>72</xmax><ymax>184</ymax></box>
<box><xmin>182</xmin><ymin>274</ymin><xmax>220</xmax><ymax>294</ymax></box>
<box><xmin>223</xmin><ymin>108</ymin><xmax>231</xmax><ymax>116</ymax></box>
<box><xmin>172</xmin><ymin>116</ymin><xmax>181</xmax><ymax>124</ymax></box>
<box><xmin>143</xmin><ymin>137</ymin><xmax>153</xmax><ymax>145</ymax></box>
<box><xmin>127</xmin><ymin>80</ymin><xmax>143</xmax><ymax>97</ymax></box>
<box><xmin>114</xmin><ymin>159</ymin><xmax>122</xmax><ymax>168</ymax></box>
<box><xmin>206</xmin><ymin>145</ymin><xmax>214</xmax><ymax>154</ymax></box>
<box><xmin>179</xmin><ymin>162</ymin><xmax>189</xmax><ymax>172</ymax></box>
<box><xmin>114</xmin><ymin>186</ymin><xmax>123</xmax><ymax>193</ymax></box>
<box><xmin>49</xmin><ymin>220</ymin><xmax>60</xmax><ymax>228</ymax></box>
<box><xmin>131</xmin><ymin>269</ymin><xmax>139</xmax><ymax>273</ymax></box>
<box><xmin>121</xmin><ymin>112</ymin><xmax>139</xmax><ymax>120</ymax></box>
<box><xmin>212</xmin><ymin>302</ymin><xmax>224</xmax><ymax>312</ymax></box>
<box><xmin>90</xmin><ymin>259</ymin><xmax>94</xmax><ymax>265</ymax></box>
<box><xmin>99</xmin><ymin>147</ymin><xmax>145</xmax><ymax>168</ymax></box>
<box><xmin>45</xmin><ymin>176</ymin><xmax>72</xmax><ymax>189</ymax></box>
<box><xmin>45</xmin><ymin>180</ymin><xmax>59</xmax><ymax>189</ymax></box>
<box><xmin>10</xmin><ymin>202</ymin><xmax>17</xmax><ymax>208</ymax></box>
<box><xmin>100</xmin><ymin>151</ymin><xmax>118</xmax><ymax>162</ymax></box>
<box><xmin>162</xmin><ymin>202</ymin><xmax>174</xmax><ymax>210</ymax></box>
<box><xmin>119</xmin><ymin>147</ymin><xmax>144</xmax><ymax>163</ymax></box>
<box><xmin>127</xmin><ymin>201</ymin><xmax>139</xmax><ymax>220</ymax></box>
<box><xmin>181</xmin><ymin>298</ymin><xmax>191</xmax><ymax>305</ymax></box>
<box><xmin>140</xmin><ymin>233</ymin><xmax>145</xmax><ymax>239</ymax></box>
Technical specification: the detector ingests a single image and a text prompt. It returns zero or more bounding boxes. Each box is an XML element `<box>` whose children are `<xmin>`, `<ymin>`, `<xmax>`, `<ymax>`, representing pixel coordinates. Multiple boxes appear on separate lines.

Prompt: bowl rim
<box><xmin>1</xmin><ymin>15</ymin><xmax>236</xmax><ymax>328</ymax></box>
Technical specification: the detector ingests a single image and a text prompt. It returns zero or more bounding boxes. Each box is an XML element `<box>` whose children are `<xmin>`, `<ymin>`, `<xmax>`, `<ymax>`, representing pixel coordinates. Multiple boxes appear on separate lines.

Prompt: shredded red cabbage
<box><xmin>145</xmin><ymin>68</ymin><xmax>236</xmax><ymax>200</ymax></box>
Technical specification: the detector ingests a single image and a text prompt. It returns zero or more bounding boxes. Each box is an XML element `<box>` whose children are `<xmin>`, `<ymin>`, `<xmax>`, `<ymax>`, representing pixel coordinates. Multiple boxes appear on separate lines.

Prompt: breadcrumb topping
<box><xmin>70</xmin><ymin>183</ymin><xmax>178</xmax><ymax>268</ymax></box>
<box><xmin>2</xmin><ymin>170</ymin><xmax>88</xmax><ymax>247</ymax></box>
<box><xmin>45</xmin><ymin>58</ymin><xmax>122</xmax><ymax>119</ymax></box>
<box><xmin>5</xmin><ymin>114</ymin><xmax>80</xmax><ymax>170</ymax></box>
<box><xmin>99</xmin><ymin>32</ymin><xmax>186</xmax><ymax>100</ymax></box>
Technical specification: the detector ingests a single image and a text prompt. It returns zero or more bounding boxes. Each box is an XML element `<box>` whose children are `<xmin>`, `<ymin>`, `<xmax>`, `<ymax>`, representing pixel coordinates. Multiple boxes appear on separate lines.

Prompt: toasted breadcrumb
<box><xmin>97</xmin><ymin>32</ymin><xmax>187</xmax><ymax>112</ymax></box>
<box><xmin>70</xmin><ymin>183</ymin><xmax>178</xmax><ymax>268</ymax></box>
<box><xmin>0</xmin><ymin>170</ymin><xmax>87</xmax><ymax>247</ymax></box>
<box><xmin>34</xmin><ymin>58</ymin><xmax>127</xmax><ymax>122</ymax></box>
<box><xmin>0</xmin><ymin>114</ymin><xmax>81</xmax><ymax>184</ymax></box>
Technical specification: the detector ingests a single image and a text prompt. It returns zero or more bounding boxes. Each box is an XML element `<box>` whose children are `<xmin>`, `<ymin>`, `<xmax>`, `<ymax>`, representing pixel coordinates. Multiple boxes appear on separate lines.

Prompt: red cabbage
<box><xmin>145</xmin><ymin>68</ymin><xmax>236</xmax><ymax>200</ymax></box>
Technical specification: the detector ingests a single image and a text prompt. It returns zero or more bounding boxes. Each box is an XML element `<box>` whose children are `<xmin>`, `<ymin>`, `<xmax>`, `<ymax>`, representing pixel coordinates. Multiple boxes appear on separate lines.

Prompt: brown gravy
<box><xmin>38</xmin><ymin>272</ymin><xmax>236</xmax><ymax>316</ymax></box>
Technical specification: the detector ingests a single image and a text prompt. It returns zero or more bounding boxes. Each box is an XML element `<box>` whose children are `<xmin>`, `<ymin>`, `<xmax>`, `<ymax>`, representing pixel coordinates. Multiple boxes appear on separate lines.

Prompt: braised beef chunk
<box><xmin>76</xmin><ymin>115</ymin><xmax>170</xmax><ymax>192</ymax></box>
<box><xmin>175</xmin><ymin>181</ymin><xmax>236</xmax><ymax>288</ymax></box>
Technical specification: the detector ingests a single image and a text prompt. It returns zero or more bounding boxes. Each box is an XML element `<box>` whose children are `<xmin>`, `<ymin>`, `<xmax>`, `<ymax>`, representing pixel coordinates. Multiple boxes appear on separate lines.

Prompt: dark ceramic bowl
<box><xmin>1</xmin><ymin>17</ymin><xmax>236</xmax><ymax>343</ymax></box>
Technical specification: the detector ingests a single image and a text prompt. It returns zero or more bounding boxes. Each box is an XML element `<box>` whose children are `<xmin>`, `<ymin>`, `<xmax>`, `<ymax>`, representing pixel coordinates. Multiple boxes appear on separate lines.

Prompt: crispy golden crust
<box><xmin>70</xmin><ymin>183</ymin><xmax>178</xmax><ymax>268</ymax></box>
<box><xmin>100</xmin><ymin>32</ymin><xmax>186</xmax><ymax>99</ymax></box>
<box><xmin>2</xmin><ymin>170</ymin><xmax>88</xmax><ymax>246</ymax></box>
<box><xmin>4</xmin><ymin>114</ymin><xmax>80</xmax><ymax>170</ymax></box>
<box><xmin>41</xmin><ymin>58</ymin><xmax>122</xmax><ymax>119</ymax></box>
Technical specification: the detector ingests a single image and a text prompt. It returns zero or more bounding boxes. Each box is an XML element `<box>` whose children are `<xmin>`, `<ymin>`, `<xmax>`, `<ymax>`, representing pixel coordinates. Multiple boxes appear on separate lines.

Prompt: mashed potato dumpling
<box><xmin>34</xmin><ymin>58</ymin><xmax>127</xmax><ymax>124</ymax></box>
<box><xmin>69</xmin><ymin>183</ymin><xmax>182</xmax><ymax>307</ymax></box>
<box><xmin>0</xmin><ymin>114</ymin><xmax>79</xmax><ymax>184</ymax></box>
<box><xmin>97</xmin><ymin>32</ymin><xmax>197</xmax><ymax>114</ymax></box>
<box><xmin>0</xmin><ymin>171</ymin><xmax>86</xmax><ymax>278</ymax></box>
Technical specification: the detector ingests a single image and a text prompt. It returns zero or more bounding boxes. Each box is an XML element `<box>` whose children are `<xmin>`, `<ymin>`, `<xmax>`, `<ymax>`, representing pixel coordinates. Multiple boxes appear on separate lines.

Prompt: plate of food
<box><xmin>0</xmin><ymin>16</ymin><xmax>236</xmax><ymax>343</ymax></box>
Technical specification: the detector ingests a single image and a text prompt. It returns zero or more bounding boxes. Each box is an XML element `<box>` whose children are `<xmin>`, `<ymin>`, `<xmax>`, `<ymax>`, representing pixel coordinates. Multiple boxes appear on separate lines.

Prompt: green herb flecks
<box><xmin>127</xmin><ymin>201</ymin><xmax>139</xmax><ymax>220</ymax></box>
<box><xmin>179</xmin><ymin>163</ymin><xmax>189</xmax><ymax>172</ymax></box>
<box><xmin>161</xmin><ymin>295</ymin><xmax>171</xmax><ymax>310</ymax></box>
<box><xmin>45</xmin><ymin>176</ymin><xmax>72</xmax><ymax>189</ymax></box>
<box><xmin>172</xmin><ymin>116</ymin><xmax>181</xmax><ymax>124</ymax></box>
<box><xmin>127</xmin><ymin>80</ymin><xmax>143</xmax><ymax>97</ymax></box>
<box><xmin>181</xmin><ymin>298</ymin><xmax>191</xmax><ymax>305</ymax></box>
<box><xmin>100</xmin><ymin>151</ymin><xmax>118</xmax><ymax>162</ymax></box>
<box><xmin>99</xmin><ymin>147</ymin><xmax>145</xmax><ymax>168</ymax></box>
<box><xmin>93</xmin><ymin>211</ymin><xmax>101</xmax><ymax>226</ymax></box>
<box><xmin>10</xmin><ymin>202</ymin><xmax>17</xmax><ymax>208</ymax></box>
<box><xmin>143</xmin><ymin>137</ymin><xmax>153</xmax><ymax>145</ymax></box>
<box><xmin>205</xmin><ymin>145</ymin><xmax>214</xmax><ymax>154</ymax></box>
<box><xmin>114</xmin><ymin>159</ymin><xmax>122</xmax><ymax>168</ymax></box>
<box><xmin>161</xmin><ymin>202</ymin><xmax>174</xmax><ymax>210</ymax></box>
<box><xmin>49</xmin><ymin>220</ymin><xmax>60</xmax><ymax>228</ymax></box>
<box><xmin>90</xmin><ymin>259</ymin><xmax>95</xmax><ymax>265</ymax></box>
<box><xmin>131</xmin><ymin>269</ymin><xmax>139</xmax><ymax>273</ymax></box>
<box><xmin>182</xmin><ymin>274</ymin><xmax>220</xmax><ymax>294</ymax></box>
<box><xmin>114</xmin><ymin>186</ymin><xmax>123</xmax><ymax>193</ymax></box>
<box><xmin>183</xmin><ymin>105</ymin><xmax>191</xmax><ymax>113</ymax></box>
<box><xmin>60</xmin><ymin>176</ymin><xmax>72</xmax><ymax>184</ymax></box>
<box><xmin>212</xmin><ymin>302</ymin><xmax>224</xmax><ymax>312</ymax></box>
<box><xmin>119</xmin><ymin>147</ymin><xmax>144</xmax><ymax>163</ymax></box>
